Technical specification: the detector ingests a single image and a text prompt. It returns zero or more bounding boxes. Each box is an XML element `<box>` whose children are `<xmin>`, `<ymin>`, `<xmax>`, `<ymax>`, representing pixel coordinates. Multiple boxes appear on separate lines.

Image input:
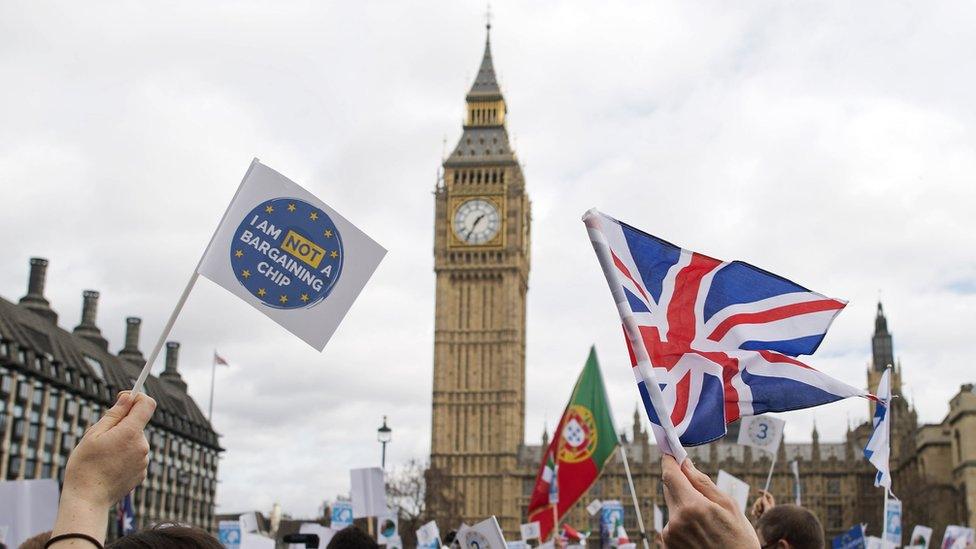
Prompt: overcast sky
<box><xmin>2</xmin><ymin>1</ymin><xmax>975</xmax><ymax>518</ymax></box>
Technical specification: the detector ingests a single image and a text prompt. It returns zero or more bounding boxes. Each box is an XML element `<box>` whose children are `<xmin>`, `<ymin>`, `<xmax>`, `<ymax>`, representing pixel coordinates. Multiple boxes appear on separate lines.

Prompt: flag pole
<box><xmin>763</xmin><ymin>450</ymin><xmax>777</xmax><ymax>492</ymax></box>
<box><xmin>551</xmin><ymin>428</ymin><xmax>563</xmax><ymax>542</ymax></box>
<box><xmin>881</xmin><ymin>489</ymin><xmax>889</xmax><ymax>549</ymax></box>
<box><xmin>551</xmin><ymin>503</ymin><xmax>558</xmax><ymax>542</ymax></box>
<box><xmin>130</xmin><ymin>158</ymin><xmax>260</xmax><ymax>394</ymax></box>
<box><xmin>208</xmin><ymin>349</ymin><xmax>217</xmax><ymax>421</ymax></box>
<box><xmin>583</xmin><ymin>210</ymin><xmax>687</xmax><ymax>463</ymax></box>
<box><xmin>618</xmin><ymin>441</ymin><xmax>650</xmax><ymax>549</ymax></box>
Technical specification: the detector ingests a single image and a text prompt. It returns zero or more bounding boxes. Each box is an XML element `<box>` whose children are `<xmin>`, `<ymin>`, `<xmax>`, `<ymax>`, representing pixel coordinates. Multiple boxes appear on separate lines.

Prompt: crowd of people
<box><xmin>14</xmin><ymin>393</ymin><xmax>826</xmax><ymax>549</ymax></box>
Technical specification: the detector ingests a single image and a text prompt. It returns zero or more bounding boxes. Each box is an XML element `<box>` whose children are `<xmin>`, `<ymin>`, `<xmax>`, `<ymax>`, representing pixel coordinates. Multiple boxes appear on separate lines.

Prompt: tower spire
<box><xmin>872</xmin><ymin>300</ymin><xmax>894</xmax><ymax>371</ymax></box>
<box><xmin>467</xmin><ymin>21</ymin><xmax>502</xmax><ymax>101</ymax></box>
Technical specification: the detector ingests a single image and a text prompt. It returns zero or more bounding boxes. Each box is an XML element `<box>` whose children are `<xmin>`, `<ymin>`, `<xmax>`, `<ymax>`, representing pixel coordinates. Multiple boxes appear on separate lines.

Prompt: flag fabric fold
<box><xmin>864</xmin><ymin>368</ymin><xmax>893</xmax><ymax>492</ymax></box>
<box><xmin>791</xmin><ymin>460</ymin><xmax>802</xmax><ymax>506</ymax></box>
<box><xmin>527</xmin><ymin>347</ymin><xmax>619</xmax><ymax>541</ymax></box>
<box><xmin>582</xmin><ymin>208</ymin><xmax>872</xmax><ymax>462</ymax></box>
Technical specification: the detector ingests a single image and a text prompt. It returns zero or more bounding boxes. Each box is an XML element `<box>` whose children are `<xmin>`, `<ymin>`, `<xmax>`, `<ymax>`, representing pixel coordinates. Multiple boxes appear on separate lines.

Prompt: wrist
<box><xmin>52</xmin><ymin>489</ymin><xmax>110</xmax><ymax>545</ymax></box>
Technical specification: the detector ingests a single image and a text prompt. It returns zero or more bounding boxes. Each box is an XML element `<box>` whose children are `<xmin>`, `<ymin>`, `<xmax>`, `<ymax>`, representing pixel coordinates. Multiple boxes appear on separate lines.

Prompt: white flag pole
<box><xmin>583</xmin><ymin>209</ymin><xmax>686</xmax><ymax>462</ymax></box>
<box><xmin>881</xmin><ymin>489</ymin><xmax>889</xmax><ymax>549</ymax></box>
<box><xmin>131</xmin><ymin>158</ymin><xmax>260</xmax><ymax>394</ymax></box>
<box><xmin>763</xmin><ymin>450</ymin><xmax>777</xmax><ymax>492</ymax></box>
<box><xmin>618</xmin><ymin>442</ymin><xmax>651</xmax><ymax>549</ymax></box>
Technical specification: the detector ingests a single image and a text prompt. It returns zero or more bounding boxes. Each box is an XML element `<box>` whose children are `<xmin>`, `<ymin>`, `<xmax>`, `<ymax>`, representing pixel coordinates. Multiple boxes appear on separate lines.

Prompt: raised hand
<box><xmin>661</xmin><ymin>455</ymin><xmax>760</xmax><ymax>549</ymax></box>
<box><xmin>51</xmin><ymin>392</ymin><xmax>157</xmax><ymax>548</ymax></box>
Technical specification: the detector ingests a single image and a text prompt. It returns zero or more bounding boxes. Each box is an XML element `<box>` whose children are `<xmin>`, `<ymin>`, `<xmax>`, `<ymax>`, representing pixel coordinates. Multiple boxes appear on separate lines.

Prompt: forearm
<box><xmin>50</xmin><ymin>491</ymin><xmax>110</xmax><ymax>549</ymax></box>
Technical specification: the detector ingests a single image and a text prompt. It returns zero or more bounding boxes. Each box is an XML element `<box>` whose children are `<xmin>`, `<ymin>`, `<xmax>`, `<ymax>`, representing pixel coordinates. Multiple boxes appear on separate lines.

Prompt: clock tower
<box><xmin>429</xmin><ymin>23</ymin><xmax>530</xmax><ymax>533</ymax></box>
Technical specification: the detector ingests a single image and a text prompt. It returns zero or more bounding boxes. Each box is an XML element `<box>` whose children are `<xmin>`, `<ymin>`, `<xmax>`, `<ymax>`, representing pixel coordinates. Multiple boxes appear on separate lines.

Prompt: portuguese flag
<box><xmin>527</xmin><ymin>347</ymin><xmax>619</xmax><ymax>540</ymax></box>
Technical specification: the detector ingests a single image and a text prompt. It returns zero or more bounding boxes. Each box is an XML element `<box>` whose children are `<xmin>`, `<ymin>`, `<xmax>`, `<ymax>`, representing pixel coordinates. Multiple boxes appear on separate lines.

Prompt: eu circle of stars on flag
<box><xmin>230</xmin><ymin>197</ymin><xmax>344</xmax><ymax>310</ymax></box>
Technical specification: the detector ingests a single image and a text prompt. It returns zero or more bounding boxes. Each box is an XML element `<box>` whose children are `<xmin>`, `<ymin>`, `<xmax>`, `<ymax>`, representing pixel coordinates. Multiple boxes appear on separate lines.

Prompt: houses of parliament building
<box><xmin>427</xmin><ymin>25</ymin><xmax>976</xmax><ymax>544</ymax></box>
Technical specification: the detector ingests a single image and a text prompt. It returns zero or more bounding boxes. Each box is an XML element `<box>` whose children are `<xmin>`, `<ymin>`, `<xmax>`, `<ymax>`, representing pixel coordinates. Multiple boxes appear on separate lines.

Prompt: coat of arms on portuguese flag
<box><xmin>527</xmin><ymin>347</ymin><xmax>619</xmax><ymax>540</ymax></box>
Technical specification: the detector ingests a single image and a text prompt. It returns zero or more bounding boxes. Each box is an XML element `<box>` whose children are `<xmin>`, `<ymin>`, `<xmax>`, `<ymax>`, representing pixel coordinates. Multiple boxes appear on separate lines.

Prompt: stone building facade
<box><xmin>0</xmin><ymin>257</ymin><xmax>221</xmax><ymax>533</ymax></box>
<box><xmin>429</xmin><ymin>27</ymin><xmax>976</xmax><ymax>545</ymax></box>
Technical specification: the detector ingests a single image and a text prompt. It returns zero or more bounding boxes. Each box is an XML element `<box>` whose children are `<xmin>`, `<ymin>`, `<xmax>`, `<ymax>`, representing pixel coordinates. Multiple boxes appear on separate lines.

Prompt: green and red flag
<box><xmin>527</xmin><ymin>346</ymin><xmax>619</xmax><ymax>540</ymax></box>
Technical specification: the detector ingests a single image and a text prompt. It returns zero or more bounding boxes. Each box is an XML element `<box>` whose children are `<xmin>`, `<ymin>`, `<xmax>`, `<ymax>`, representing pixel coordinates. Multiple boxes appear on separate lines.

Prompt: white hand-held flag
<box><xmin>863</xmin><ymin>368</ymin><xmax>892</xmax><ymax>492</ymax></box>
<box><xmin>132</xmin><ymin>159</ymin><xmax>385</xmax><ymax>393</ymax></box>
<box><xmin>197</xmin><ymin>160</ymin><xmax>386</xmax><ymax>350</ymax></box>
<box><xmin>460</xmin><ymin>517</ymin><xmax>507</xmax><ymax>549</ymax></box>
<box><xmin>737</xmin><ymin>415</ymin><xmax>785</xmax><ymax>456</ymax></box>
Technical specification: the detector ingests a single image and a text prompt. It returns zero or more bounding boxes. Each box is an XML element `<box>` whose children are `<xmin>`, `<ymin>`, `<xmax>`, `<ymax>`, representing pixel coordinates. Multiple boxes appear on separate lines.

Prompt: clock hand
<box><xmin>466</xmin><ymin>214</ymin><xmax>486</xmax><ymax>239</ymax></box>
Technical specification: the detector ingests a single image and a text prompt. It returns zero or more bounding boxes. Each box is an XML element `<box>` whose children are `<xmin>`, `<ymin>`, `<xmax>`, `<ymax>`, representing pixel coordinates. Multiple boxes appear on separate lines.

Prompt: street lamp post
<box><xmin>377</xmin><ymin>416</ymin><xmax>392</xmax><ymax>469</ymax></box>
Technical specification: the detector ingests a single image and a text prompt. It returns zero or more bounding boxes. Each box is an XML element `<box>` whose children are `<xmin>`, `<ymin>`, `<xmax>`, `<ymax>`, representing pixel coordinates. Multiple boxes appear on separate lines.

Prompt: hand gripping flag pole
<box><xmin>130</xmin><ymin>159</ymin><xmax>260</xmax><ymax>394</ymax></box>
<box><xmin>583</xmin><ymin>209</ymin><xmax>687</xmax><ymax>462</ymax></box>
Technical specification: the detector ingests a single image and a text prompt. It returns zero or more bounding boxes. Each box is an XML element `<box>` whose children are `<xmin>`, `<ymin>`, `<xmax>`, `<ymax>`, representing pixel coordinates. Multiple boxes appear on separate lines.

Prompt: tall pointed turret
<box><xmin>872</xmin><ymin>302</ymin><xmax>894</xmax><ymax>372</ymax></box>
<box><xmin>445</xmin><ymin>24</ymin><xmax>516</xmax><ymax>167</ymax></box>
<box><xmin>467</xmin><ymin>25</ymin><xmax>502</xmax><ymax>100</ymax></box>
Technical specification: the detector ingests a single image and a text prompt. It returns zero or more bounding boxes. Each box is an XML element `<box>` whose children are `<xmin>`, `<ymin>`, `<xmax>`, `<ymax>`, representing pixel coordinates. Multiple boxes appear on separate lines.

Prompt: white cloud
<box><xmin>0</xmin><ymin>1</ymin><xmax>973</xmax><ymax>517</ymax></box>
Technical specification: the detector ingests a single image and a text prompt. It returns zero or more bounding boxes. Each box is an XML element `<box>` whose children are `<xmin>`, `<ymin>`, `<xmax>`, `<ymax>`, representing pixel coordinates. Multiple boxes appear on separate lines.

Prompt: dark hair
<box><xmin>325</xmin><ymin>527</ymin><xmax>378</xmax><ymax>549</ymax></box>
<box><xmin>107</xmin><ymin>525</ymin><xmax>223</xmax><ymax>549</ymax></box>
<box><xmin>17</xmin><ymin>531</ymin><xmax>51</xmax><ymax>549</ymax></box>
<box><xmin>756</xmin><ymin>504</ymin><xmax>824</xmax><ymax>549</ymax></box>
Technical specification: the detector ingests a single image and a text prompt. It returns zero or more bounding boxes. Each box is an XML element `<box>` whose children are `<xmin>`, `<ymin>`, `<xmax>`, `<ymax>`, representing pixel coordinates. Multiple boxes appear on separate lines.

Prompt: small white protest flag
<box><xmin>653</xmin><ymin>504</ymin><xmax>663</xmax><ymax>533</ymax></box>
<box><xmin>131</xmin><ymin>159</ymin><xmax>385</xmax><ymax>393</ymax></box>
<box><xmin>737</xmin><ymin>415</ymin><xmax>785</xmax><ymax>455</ymax></box>
<box><xmin>415</xmin><ymin>521</ymin><xmax>441</xmax><ymax>549</ymax></box>
<box><xmin>864</xmin><ymin>368</ymin><xmax>893</xmax><ymax>492</ymax></box>
<box><xmin>197</xmin><ymin>160</ymin><xmax>386</xmax><ymax>351</ymax></box>
<box><xmin>460</xmin><ymin>516</ymin><xmax>507</xmax><ymax>549</ymax></box>
<box><xmin>941</xmin><ymin>525</ymin><xmax>974</xmax><ymax>549</ymax></box>
<box><xmin>376</xmin><ymin>508</ymin><xmax>399</xmax><ymax>545</ymax></box>
<box><xmin>520</xmin><ymin>522</ymin><xmax>541</xmax><ymax>543</ymax></box>
<box><xmin>716</xmin><ymin>470</ymin><xmax>750</xmax><ymax>515</ymax></box>
<box><xmin>350</xmin><ymin>467</ymin><xmax>387</xmax><ymax>518</ymax></box>
<box><xmin>906</xmin><ymin>524</ymin><xmax>932</xmax><ymax>548</ymax></box>
<box><xmin>585</xmin><ymin>499</ymin><xmax>603</xmax><ymax>516</ymax></box>
<box><xmin>738</xmin><ymin>414</ymin><xmax>786</xmax><ymax>491</ymax></box>
<box><xmin>791</xmin><ymin>460</ymin><xmax>801</xmax><ymax>506</ymax></box>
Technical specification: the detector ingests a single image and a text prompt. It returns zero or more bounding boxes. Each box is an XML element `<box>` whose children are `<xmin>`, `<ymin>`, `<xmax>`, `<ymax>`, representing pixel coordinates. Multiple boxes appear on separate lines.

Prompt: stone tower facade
<box><xmin>429</xmin><ymin>24</ymin><xmax>531</xmax><ymax>534</ymax></box>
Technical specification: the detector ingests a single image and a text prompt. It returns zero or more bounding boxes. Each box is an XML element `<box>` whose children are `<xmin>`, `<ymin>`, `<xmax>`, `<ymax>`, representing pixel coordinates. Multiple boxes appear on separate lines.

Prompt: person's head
<box><xmin>325</xmin><ymin>527</ymin><xmax>378</xmax><ymax>549</ymax></box>
<box><xmin>107</xmin><ymin>525</ymin><xmax>223</xmax><ymax>549</ymax></box>
<box><xmin>756</xmin><ymin>504</ymin><xmax>824</xmax><ymax>549</ymax></box>
<box><xmin>18</xmin><ymin>531</ymin><xmax>51</xmax><ymax>549</ymax></box>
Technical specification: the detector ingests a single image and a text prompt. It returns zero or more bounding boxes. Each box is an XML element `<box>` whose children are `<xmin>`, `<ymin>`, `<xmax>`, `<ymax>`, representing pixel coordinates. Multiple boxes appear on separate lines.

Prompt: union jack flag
<box><xmin>583</xmin><ymin>209</ymin><xmax>872</xmax><ymax>461</ymax></box>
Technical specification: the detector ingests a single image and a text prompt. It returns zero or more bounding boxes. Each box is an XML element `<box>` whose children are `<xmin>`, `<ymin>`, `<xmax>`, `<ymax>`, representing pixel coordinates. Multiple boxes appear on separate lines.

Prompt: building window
<box><xmin>827</xmin><ymin>505</ymin><xmax>843</xmax><ymax>529</ymax></box>
<box><xmin>83</xmin><ymin>356</ymin><xmax>105</xmax><ymax>380</ymax></box>
<box><xmin>8</xmin><ymin>457</ymin><xmax>21</xmax><ymax>479</ymax></box>
<box><xmin>827</xmin><ymin>478</ymin><xmax>840</xmax><ymax>494</ymax></box>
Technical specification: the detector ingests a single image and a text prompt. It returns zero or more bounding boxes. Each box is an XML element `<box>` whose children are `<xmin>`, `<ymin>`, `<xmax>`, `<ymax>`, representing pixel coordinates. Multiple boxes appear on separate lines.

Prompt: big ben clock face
<box><xmin>453</xmin><ymin>198</ymin><xmax>501</xmax><ymax>245</ymax></box>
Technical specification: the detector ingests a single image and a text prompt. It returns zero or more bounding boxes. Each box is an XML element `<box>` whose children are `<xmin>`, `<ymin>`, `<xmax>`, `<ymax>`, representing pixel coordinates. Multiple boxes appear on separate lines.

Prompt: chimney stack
<box><xmin>160</xmin><ymin>341</ymin><xmax>187</xmax><ymax>392</ymax></box>
<box><xmin>19</xmin><ymin>257</ymin><xmax>58</xmax><ymax>323</ymax></box>
<box><xmin>118</xmin><ymin>317</ymin><xmax>145</xmax><ymax>363</ymax></box>
<box><xmin>73</xmin><ymin>290</ymin><xmax>108</xmax><ymax>350</ymax></box>
<box><xmin>164</xmin><ymin>341</ymin><xmax>180</xmax><ymax>373</ymax></box>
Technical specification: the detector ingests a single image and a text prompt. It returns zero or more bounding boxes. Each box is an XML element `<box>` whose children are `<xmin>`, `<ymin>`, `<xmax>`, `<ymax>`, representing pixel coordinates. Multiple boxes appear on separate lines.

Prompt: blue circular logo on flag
<box><xmin>230</xmin><ymin>197</ymin><xmax>343</xmax><ymax>309</ymax></box>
